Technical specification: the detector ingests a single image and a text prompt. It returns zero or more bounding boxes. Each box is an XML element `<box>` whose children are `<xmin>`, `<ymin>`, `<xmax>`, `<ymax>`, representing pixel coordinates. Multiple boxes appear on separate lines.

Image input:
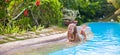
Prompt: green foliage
<box><xmin>0</xmin><ymin>0</ymin><xmax>63</xmax><ymax>34</ymax></box>
<box><xmin>0</xmin><ymin>17</ymin><xmax>44</xmax><ymax>34</ymax></box>
<box><xmin>2</xmin><ymin>23</ymin><xmax>20</xmax><ymax>34</ymax></box>
<box><xmin>0</xmin><ymin>40</ymin><xmax>7</xmax><ymax>44</ymax></box>
<box><xmin>33</xmin><ymin>0</ymin><xmax>63</xmax><ymax>26</ymax></box>
<box><xmin>0</xmin><ymin>0</ymin><xmax>42</xmax><ymax>34</ymax></box>
<box><xmin>59</xmin><ymin>0</ymin><xmax>78</xmax><ymax>10</ymax></box>
<box><xmin>16</xmin><ymin>17</ymin><xmax>33</xmax><ymax>30</ymax></box>
<box><xmin>60</xmin><ymin>0</ymin><xmax>102</xmax><ymax>23</ymax></box>
<box><xmin>31</xmin><ymin>25</ymin><xmax>44</xmax><ymax>32</ymax></box>
<box><xmin>78</xmin><ymin>0</ymin><xmax>101</xmax><ymax>17</ymax></box>
<box><xmin>0</xmin><ymin>23</ymin><xmax>44</xmax><ymax>34</ymax></box>
<box><xmin>7</xmin><ymin>0</ymin><xmax>34</xmax><ymax>18</ymax></box>
<box><xmin>59</xmin><ymin>0</ymin><xmax>115</xmax><ymax>23</ymax></box>
<box><xmin>77</xmin><ymin>0</ymin><xmax>113</xmax><ymax>22</ymax></box>
<box><xmin>0</xmin><ymin>0</ymin><xmax>117</xmax><ymax>34</ymax></box>
<box><xmin>0</xmin><ymin>0</ymin><xmax>7</xmax><ymax>19</ymax></box>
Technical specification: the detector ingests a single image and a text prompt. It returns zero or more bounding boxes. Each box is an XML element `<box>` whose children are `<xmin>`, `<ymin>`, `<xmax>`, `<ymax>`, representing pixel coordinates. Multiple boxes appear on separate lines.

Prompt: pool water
<box><xmin>49</xmin><ymin>22</ymin><xmax>120</xmax><ymax>55</ymax></box>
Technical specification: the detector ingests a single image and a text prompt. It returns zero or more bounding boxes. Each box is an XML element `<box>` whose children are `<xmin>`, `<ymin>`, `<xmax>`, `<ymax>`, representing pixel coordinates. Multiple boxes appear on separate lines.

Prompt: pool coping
<box><xmin>0</xmin><ymin>32</ymin><xmax>67</xmax><ymax>55</ymax></box>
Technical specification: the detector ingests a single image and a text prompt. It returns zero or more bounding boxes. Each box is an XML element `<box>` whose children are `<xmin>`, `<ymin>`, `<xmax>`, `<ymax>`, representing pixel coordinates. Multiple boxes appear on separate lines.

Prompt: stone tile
<box><xmin>7</xmin><ymin>38</ymin><xmax>16</xmax><ymax>41</ymax></box>
<box><xmin>45</xmin><ymin>33</ymin><xmax>51</xmax><ymax>36</ymax></box>
<box><xmin>16</xmin><ymin>36</ymin><xmax>25</xmax><ymax>39</ymax></box>
<box><xmin>0</xmin><ymin>36</ymin><xmax>7</xmax><ymax>40</ymax></box>
<box><xmin>39</xmin><ymin>34</ymin><xmax>46</xmax><ymax>37</ymax></box>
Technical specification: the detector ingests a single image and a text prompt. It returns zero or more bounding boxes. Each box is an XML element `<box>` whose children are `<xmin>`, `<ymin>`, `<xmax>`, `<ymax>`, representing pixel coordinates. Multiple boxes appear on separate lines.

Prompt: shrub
<box><xmin>33</xmin><ymin>0</ymin><xmax>63</xmax><ymax>27</ymax></box>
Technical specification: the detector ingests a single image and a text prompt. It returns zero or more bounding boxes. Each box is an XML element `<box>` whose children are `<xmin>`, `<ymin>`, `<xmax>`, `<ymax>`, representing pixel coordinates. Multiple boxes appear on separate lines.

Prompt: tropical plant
<box><xmin>59</xmin><ymin>0</ymin><xmax>115</xmax><ymax>23</ymax></box>
<box><xmin>32</xmin><ymin>0</ymin><xmax>63</xmax><ymax>27</ymax></box>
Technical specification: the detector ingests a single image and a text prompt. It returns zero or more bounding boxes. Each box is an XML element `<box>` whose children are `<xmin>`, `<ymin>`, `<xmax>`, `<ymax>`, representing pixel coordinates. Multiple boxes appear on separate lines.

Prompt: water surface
<box><xmin>49</xmin><ymin>22</ymin><xmax>120</xmax><ymax>55</ymax></box>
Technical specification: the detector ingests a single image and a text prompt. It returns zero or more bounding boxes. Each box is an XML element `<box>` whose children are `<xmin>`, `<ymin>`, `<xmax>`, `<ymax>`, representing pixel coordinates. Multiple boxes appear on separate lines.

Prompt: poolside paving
<box><xmin>0</xmin><ymin>32</ymin><xmax>67</xmax><ymax>55</ymax></box>
<box><xmin>0</xmin><ymin>26</ymin><xmax>66</xmax><ymax>44</ymax></box>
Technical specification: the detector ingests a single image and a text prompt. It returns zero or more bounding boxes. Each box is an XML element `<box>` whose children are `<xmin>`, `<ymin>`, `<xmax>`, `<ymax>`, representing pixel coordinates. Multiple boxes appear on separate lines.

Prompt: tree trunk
<box><xmin>100</xmin><ymin>8</ymin><xmax>120</xmax><ymax>21</ymax></box>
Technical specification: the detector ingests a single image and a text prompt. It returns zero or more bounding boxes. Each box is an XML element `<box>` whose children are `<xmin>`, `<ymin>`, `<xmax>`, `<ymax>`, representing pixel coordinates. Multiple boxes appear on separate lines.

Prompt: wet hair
<box><xmin>73</xmin><ymin>26</ymin><xmax>77</xmax><ymax>35</ymax></box>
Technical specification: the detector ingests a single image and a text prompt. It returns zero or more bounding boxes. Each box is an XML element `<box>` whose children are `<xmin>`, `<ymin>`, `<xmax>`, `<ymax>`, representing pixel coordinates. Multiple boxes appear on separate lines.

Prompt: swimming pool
<box><xmin>49</xmin><ymin>22</ymin><xmax>120</xmax><ymax>55</ymax></box>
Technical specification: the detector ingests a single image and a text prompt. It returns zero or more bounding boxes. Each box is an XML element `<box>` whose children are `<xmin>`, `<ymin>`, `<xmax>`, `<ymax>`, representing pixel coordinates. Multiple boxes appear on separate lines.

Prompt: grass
<box><xmin>0</xmin><ymin>36</ymin><xmax>26</xmax><ymax>44</ymax></box>
<box><xmin>0</xmin><ymin>40</ymin><xmax>7</xmax><ymax>44</ymax></box>
<box><xmin>9</xmin><ymin>36</ymin><xmax>25</xmax><ymax>40</ymax></box>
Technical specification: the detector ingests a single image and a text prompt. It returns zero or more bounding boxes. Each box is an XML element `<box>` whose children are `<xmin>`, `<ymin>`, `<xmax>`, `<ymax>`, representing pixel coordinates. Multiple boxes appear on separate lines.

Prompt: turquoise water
<box><xmin>49</xmin><ymin>22</ymin><xmax>120</xmax><ymax>55</ymax></box>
